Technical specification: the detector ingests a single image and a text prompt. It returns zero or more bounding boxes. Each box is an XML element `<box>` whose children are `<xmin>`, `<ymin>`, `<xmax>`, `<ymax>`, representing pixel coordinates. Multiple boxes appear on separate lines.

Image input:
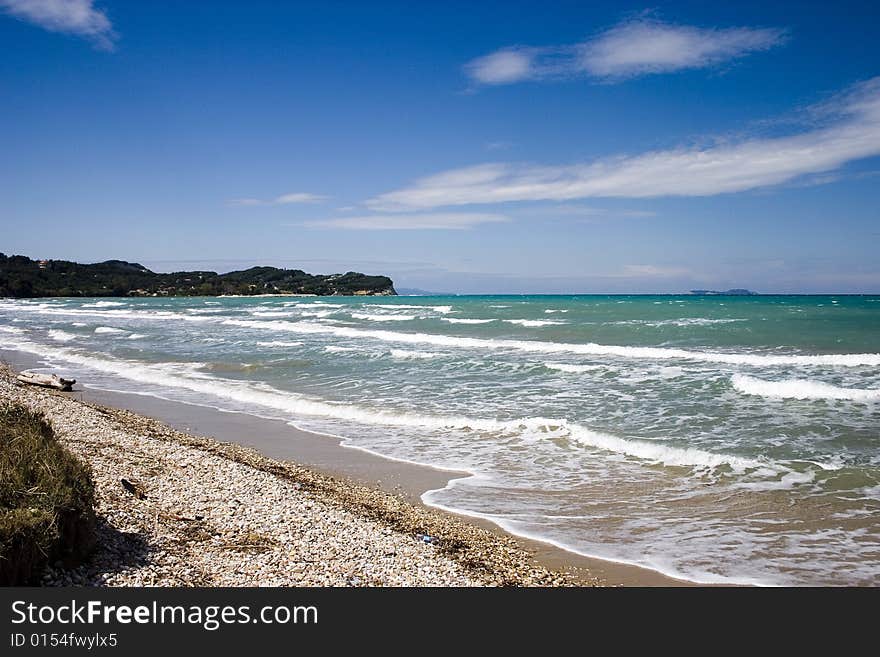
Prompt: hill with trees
<box><xmin>0</xmin><ymin>254</ymin><xmax>396</xmax><ymax>297</ymax></box>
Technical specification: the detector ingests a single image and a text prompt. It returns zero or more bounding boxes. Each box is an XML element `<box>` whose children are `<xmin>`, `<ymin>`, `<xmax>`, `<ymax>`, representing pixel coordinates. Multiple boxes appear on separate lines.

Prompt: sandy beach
<box><xmin>1</xmin><ymin>359</ymin><xmax>577</xmax><ymax>586</ymax></box>
<box><xmin>0</xmin><ymin>348</ymin><xmax>693</xmax><ymax>587</ymax></box>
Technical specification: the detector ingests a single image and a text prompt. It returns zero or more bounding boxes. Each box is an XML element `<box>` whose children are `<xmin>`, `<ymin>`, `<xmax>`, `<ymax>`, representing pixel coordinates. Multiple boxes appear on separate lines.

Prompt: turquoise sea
<box><xmin>1</xmin><ymin>294</ymin><xmax>878</xmax><ymax>585</ymax></box>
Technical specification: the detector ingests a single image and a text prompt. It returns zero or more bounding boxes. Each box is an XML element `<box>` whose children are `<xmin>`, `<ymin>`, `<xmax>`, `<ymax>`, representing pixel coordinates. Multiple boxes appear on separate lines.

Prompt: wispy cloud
<box><xmin>228</xmin><ymin>192</ymin><xmax>327</xmax><ymax>207</ymax></box>
<box><xmin>582</xmin><ymin>18</ymin><xmax>787</xmax><ymax>80</ymax></box>
<box><xmin>275</xmin><ymin>192</ymin><xmax>327</xmax><ymax>204</ymax></box>
<box><xmin>466</xmin><ymin>48</ymin><xmax>541</xmax><ymax>85</ymax></box>
<box><xmin>0</xmin><ymin>0</ymin><xmax>117</xmax><ymax>50</ymax></box>
<box><xmin>465</xmin><ymin>17</ymin><xmax>786</xmax><ymax>85</ymax></box>
<box><xmin>369</xmin><ymin>78</ymin><xmax>880</xmax><ymax>209</ymax></box>
<box><xmin>301</xmin><ymin>212</ymin><xmax>509</xmax><ymax>230</ymax></box>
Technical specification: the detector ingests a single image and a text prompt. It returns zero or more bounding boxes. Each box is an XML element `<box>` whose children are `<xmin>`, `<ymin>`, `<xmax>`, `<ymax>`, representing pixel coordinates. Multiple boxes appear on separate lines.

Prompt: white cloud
<box><xmin>302</xmin><ymin>213</ymin><xmax>509</xmax><ymax>230</ymax></box>
<box><xmin>465</xmin><ymin>46</ymin><xmax>576</xmax><ymax>86</ymax></box>
<box><xmin>465</xmin><ymin>48</ymin><xmax>539</xmax><ymax>84</ymax></box>
<box><xmin>228</xmin><ymin>192</ymin><xmax>327</xmax><ymax>206</ymax></box>
<box><xmin>465</xmin><ymin>48</ymin><xmax>541</xmax><ymax>84</ymax></box>
<box><xmin>464</xmin><ymin>17</ymin><xmax>786</xmax><ymax>85</ymax></box>
<box><xmin>275</xmin><ymin>192</ymin><xmax>326</xmax><ymax>204</ymax></box>
<box><xmin>0</xmin><ymin>0</ymin><xmax>117</xmax><ymax>50</ymax></box>
<box><xmin>368</xmin><ymin>78</ymin><xmax>880</xmax><ymax>209</ymax></box>
<box><xmin>581</xmin><ymin>19</ymin><xmax>786</xmax><ymax>80</ymax></box>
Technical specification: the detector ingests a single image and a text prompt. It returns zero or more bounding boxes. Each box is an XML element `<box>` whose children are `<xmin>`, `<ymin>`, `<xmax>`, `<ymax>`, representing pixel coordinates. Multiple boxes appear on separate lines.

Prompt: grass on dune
<box><xmin>0</xmin><ymin>403</ymin><xmax>96</xmax><ymax>585</ymax></box>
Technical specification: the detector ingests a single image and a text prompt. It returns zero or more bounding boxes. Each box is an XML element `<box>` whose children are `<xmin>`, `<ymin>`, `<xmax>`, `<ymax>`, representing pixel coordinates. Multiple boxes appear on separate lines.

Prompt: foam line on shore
<box><xmin>420</xmin><ymin>477</ymin><xmax>769</xmax><ymax>586</ymax></box>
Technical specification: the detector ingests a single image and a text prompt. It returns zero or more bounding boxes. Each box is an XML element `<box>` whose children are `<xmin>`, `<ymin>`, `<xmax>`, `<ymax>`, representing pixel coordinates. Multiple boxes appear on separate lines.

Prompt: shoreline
<box><xmin>1</xmin><ymin>347</ymin><xmax>690</xmax><ymax>586</ymax></box>
<box><xmin>1</xmin><ymin>359</ymin><xmax>564</xmax><ymax>586</ymax></box>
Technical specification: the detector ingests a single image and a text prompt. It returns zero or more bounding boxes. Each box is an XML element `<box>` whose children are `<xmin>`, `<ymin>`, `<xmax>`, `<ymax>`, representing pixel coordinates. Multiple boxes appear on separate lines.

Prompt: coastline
<box><xmin>1</xmin><ymin>347</ymin><xmax>689</xmax><ymax>586</ymax></box>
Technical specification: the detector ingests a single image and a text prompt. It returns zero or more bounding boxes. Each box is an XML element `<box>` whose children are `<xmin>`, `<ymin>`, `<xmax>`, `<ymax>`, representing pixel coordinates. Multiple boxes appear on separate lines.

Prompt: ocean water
<box><xmin>1</xmin><ymin>294</ymin><xmax>878</xmax><ymax>585</ymax></box>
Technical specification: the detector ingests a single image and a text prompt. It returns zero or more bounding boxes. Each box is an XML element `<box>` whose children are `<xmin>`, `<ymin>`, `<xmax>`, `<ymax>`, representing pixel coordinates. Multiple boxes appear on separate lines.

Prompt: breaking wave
<box><xmin>48</xmin><ymin>330</ymin><xmax>77</xmax><ymax>342</ymax></box>
<box><xmin>732</xmin><ymin>374</ymin><xmax>880</xmax><ymax>401</ymax></box>
<box><xmin>94</xmin><ymin>326</ymin><xmax>127</xmax><ymax>334</ymax></box>
<box><xmin>543</xmin><ymin>362</ymin><xmax>605</xmax><ymax>373</ymax></box>
<box><xmin>389</xmin><ymin>349</ymin><xmax>440</xmax><ymax>360</ymax></box>
<box><xmin>442</xmin><ymin>318</ymin><xmax>496</xmax><ymax>324</ymax></box>
<box><xmin>0</xmin><ymin>335</ymin><xmax>787</xmax><ymax>475</ymax></box>
<box><xmin>350</xmin><ymin>313</ymin><xmax>417</xmax><ymax>322</ymax></box>
<box><xmin>505</xmin><ymin>319</ymin><xmax>567</xmax><ymax>327</ymax></box>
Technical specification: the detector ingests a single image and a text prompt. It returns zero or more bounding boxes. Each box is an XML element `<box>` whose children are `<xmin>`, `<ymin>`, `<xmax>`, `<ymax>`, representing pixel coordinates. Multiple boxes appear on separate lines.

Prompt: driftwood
<box><xmin>120</xmin><ymin>478</ymin><xmax>147</xmax><ymax>500</ymax></box>
<box><xmin>16</xmin><ymin>371</ymin><xmax>76</xmax><ymax>391</ymax></box>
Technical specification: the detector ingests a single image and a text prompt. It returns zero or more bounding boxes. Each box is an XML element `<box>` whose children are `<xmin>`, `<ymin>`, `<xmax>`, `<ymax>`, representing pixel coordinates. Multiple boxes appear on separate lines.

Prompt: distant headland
<box><xmin>0</xmin><ymin>254</ymin><xmax>396</xmax><ymax>298</ymax></box>
<box><xmin>689</xmin><ymin>288</ymin><xmax>759</xmax><ymax>296</ymax></box>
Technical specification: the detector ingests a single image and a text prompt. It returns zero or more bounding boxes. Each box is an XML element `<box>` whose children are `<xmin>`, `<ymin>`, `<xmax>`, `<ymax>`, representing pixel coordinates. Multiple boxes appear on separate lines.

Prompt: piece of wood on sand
<box><xmin>16</xmin><ymin>371</ymin><xmax>76</xmax><ymax>391</ymax></box>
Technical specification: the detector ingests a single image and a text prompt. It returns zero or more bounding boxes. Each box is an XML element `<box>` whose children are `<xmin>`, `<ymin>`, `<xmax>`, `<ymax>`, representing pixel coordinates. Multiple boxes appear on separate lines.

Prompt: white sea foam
<box><xmin>82</xmin><ymin>301</ymin><xmax>126</xmax><ymax>308</ymax></box>
<box><xmin>291</xmin><ymin>302</ymin><xmax>344</xmax><ymax>309</ymax></box>
<box><xmin>256</xmin><ymin>341</ymin><xmax>304</xmax><ymax>348</ymax></box>
<box><xmin>347</xmin><ymin>304</ymin><xmax>451</xmax><ymax>314</ymax></box>
<box><xmin>442</xmin><ymin>318</ymin><xmax>496</xmax><ymax>324</ymax></box>
<box><xmin>0</xmin><ymin>326</ymin><xmax>25</xmax><ymax>334</ymax></box>
<box><xmin>48</xmin><ymin>330</ymin><xmax>77</xmax><ymax>342</ymax></box>
<box><xmin>127</xmin><ymin>334</ymin><xmax>147</xmax><ymax>340</ymax></box>
<box><xmin>371</xmin><ymin>304</ymin><xmax>450</xmax><ymax>312</ymax></box>
<box><xmin>505</xmin><ymin>319</ymin><xmax>567</xmax><ymax>327</ymax></box>
<box><xmin>657</xmin><ymin>366</ymin><xmax>685</xmax><ymax>378</ymax></box>
<box><xmin>350</xmin><ymin>313</ymin><xmax>416</xmax><ymax>322</ymax></box>
<box><xmin>94</xmin><ymin>326</ymin><xmax>127</xmax><ymax>334</ymax></box>
<box><xmin>731</xmin><ymin>374</ymin><xmax>880</xmax><ymax>401</ymax></box>
<box><xmin>220</xmin><ymin>319</ymin><xmax>880</xmax><ymax>367</ymax></box>
<box><xmin>618</xmin><ymin>366</ymin><xmax>687</xmax><ymax>383</ymax></box>
<box><xmin>324</xmin><ymin>345</ymin><xmax>359</xmax><ymax>353</ymax></box>
<box><xmin>729</xmin><ymin>469</ymin><xmax>817</xmax><ymax>491</ymax></box>
<box><xmin>389</xmin><ymin>349</ymin><xmax>439</xmax><ymax>360</ymax></box>
<box><xmin>543</xmin><ymin>362</ymin><xmax>604</xmax><ymax>373</ymax></box>
<box><xmin>566</xmin><ymin>425</ymin><xmax>773</xmax><ymax>473</ymax></box>
<box><xmin>544</xmin><ymin>309</ymin><xmax>569</xmax><ymax>314</ymax></box>
<box><xmin>300</xmin><ymin>310</ymin><xmax>336</xmax><ymax>318</ymax></box>
<box><xmin>672</xmin><ymin>318</ymin><xmax>745</xmax><ymax>326</ymax></box>
<box><xmin>250</xmin><ymin>311</ymin><xmax>293</xmax><ymax>318</ymax></box>
<box><xmin>613</xmin><ymin>318</ymin><xmax>746</xmax><ymax>327</ymax></box>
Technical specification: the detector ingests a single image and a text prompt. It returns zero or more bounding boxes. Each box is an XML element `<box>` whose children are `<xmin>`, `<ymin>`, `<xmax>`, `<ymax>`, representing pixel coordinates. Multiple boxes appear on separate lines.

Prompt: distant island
<box><xmin>0</xmin><ymin>254</ymin><xmax>396</xmax><ymax>298</ymax></box>
<box><xmin>689</xmin><ymin>289</ymin><xmax>759</xmax><ymax>295</ymax></box>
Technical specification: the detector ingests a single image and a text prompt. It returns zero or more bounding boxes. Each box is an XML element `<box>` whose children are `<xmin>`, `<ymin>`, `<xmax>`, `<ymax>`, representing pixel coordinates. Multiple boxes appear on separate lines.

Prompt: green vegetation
<box><xmin>0</xmin><ymin>254</ymin><xmax>397</xmax><ymax>297</ymax></box>
<box><xmin>0</xmin><ymin>404</ymin><xmax>96</xmax><ymax>585</ymax></box>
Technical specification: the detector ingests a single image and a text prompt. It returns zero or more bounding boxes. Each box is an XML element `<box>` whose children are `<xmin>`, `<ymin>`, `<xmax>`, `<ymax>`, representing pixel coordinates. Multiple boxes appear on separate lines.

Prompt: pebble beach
<box><xmin>0</xmin><ymin>365</ymin><xmax>574</xmax><ymax>587</ymax></box>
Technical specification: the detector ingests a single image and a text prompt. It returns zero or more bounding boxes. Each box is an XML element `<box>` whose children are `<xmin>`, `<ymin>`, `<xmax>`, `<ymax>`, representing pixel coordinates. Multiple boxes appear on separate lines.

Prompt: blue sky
<box><xmin>1</xmin><ymin>1</ymin><xmax>879</xmax><ymax>293</ymax></box>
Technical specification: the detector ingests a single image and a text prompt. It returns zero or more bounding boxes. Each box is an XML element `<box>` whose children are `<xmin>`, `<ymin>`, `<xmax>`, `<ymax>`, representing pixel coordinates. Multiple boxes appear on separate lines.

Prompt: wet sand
<box><xmin>1</xmin><ymin>347</ymin><xmax>691</xmax><ymax>586</ymax></box>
